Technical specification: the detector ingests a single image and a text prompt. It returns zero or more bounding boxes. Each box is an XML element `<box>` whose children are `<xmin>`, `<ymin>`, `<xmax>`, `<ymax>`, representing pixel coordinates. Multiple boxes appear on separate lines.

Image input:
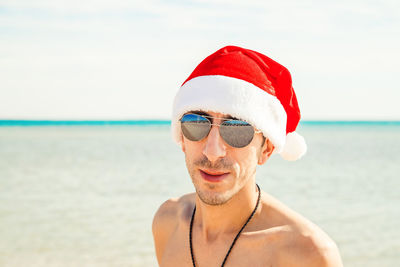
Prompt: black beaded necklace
<box><xmin>189</xmin><ymin>184</ymin><xmax>261</xmax><ymax>267</ymax></box>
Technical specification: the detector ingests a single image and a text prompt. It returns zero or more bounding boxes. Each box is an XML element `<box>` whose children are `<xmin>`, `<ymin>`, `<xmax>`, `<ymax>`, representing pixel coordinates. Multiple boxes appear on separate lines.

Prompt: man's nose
<box><xmin>202</xmin><ymin>125</ymin><xmax>227</xmax><ymax>162</ymax></box>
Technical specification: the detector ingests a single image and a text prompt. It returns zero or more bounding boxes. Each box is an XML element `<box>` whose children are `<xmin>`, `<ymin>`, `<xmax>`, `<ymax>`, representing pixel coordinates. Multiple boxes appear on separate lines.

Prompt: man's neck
<box><xmin>194</xmin><ymin>181</ymin><xmax>259</xmax><ymax>243</ymax></box>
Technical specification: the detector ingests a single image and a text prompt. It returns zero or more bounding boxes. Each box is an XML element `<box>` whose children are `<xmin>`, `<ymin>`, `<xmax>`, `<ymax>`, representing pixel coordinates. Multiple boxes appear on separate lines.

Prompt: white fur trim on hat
<box><xmin>172</xmin><ymin>75</ymin><xmax>287</xmax><ymax>152</ymax></box>
<box><xmin>279</xmin><ymin>131</ymin><xmax>307</xmax><ymax>161</ymax></box>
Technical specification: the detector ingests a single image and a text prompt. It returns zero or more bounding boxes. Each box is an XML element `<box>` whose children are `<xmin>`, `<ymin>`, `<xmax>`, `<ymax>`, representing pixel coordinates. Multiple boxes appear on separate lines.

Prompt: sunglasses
<box><xmin>180</xmin><ymin>113</ymin><xmax>261</xmax><ymax>148</ymax></box>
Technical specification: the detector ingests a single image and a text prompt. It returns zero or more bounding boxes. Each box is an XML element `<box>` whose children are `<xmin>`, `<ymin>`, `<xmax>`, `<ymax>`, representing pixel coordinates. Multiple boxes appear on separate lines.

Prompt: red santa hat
<box><xmin>171</xmin><ymin>45</ymin><xmax>307</xmax><ymax>161</ymax></box>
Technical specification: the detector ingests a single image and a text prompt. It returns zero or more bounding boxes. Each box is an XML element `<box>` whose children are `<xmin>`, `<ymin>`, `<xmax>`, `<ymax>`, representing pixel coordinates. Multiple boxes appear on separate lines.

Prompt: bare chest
<box><xmin>160</xmin><ymin>228</ymin><xmax>278</xmax><ymax>267</ymax></box>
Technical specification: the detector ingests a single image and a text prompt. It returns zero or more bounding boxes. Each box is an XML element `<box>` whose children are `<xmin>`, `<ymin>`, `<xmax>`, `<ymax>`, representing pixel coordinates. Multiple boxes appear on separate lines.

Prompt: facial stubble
<box><xmin>185</xmin><ymin>155</ymin><xmax>252</xmax><ymax>206</ymax></box>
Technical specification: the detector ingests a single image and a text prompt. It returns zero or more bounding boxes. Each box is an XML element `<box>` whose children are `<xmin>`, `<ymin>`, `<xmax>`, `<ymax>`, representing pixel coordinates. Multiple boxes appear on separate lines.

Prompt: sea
<box><xmin>0</xmin><ymin>121</ymin><xmax>399</xmax><ymax>267</ymax></box>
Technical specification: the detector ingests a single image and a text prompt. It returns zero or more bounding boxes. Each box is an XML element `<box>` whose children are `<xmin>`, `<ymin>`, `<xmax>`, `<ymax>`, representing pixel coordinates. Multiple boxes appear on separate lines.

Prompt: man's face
<box><xmin>181</xmin><ymin>111</ymin><xmax>274</xmax><ymax>205</ymax></box>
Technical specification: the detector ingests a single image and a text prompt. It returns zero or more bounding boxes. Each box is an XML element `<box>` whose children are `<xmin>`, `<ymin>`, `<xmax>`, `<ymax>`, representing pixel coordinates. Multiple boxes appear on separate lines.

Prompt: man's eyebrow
<box><xmin>224</xmin><ymin>115</ymin><xmax>238</xmax><ymax>120</ymax></box>
<box><xmin>191</xmin><ymin>111</ymin><xmax>209</xmax><ymax>117</ymax></box>
<box><xmin>188</xmin><ymin>111</ymin><xmax>239</xmax><ymax>121</ymax></box>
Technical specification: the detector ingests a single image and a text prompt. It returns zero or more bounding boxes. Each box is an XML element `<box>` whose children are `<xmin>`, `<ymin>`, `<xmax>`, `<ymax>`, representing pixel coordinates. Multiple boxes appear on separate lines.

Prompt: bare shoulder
<box><xmin>279</xmin><ymin>224</ymin><xmax>343</xmax><ymax>267</ymax></box>
<box><xmin>152</xmin><ymin>193</ymin><xmax>195</xmax><ymax>229</ymax></box>
<box><xmin>152</xmin><ymin>193</ymin><xmax>195</xmax><ymax>264</ymax></box>
<box><xmin>260</xmin><ymin>193</ymin><xmax>343</xmax><ymax>267</ymax></box>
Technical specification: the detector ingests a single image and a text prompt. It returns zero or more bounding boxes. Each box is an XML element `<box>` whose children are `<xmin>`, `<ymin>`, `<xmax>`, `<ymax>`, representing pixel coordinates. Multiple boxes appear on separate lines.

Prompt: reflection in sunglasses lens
<box><xmin>220</xmin><ymin>121</ymin><xmax>254</xmax><ymax>148</ymax></box>
<box><xmin>181</xmin><ymin>114</ymin><xmax>211</xmax><ymax>141</ymax></box>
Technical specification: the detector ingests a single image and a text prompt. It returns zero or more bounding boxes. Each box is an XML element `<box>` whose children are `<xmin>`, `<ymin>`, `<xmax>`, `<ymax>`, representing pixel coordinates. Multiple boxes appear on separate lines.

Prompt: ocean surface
<box><xmin>0</xmin><ymin>122</ymin><xmax>399</xmax><ymax>267</ymax></box>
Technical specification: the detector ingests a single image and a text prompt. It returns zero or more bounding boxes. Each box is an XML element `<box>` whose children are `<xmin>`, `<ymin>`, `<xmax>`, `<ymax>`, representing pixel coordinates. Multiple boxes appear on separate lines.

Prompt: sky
<box><xmin>0</xmin><ymin>0</ymin><xmax>399</xmax><ymax>120</ymax></box>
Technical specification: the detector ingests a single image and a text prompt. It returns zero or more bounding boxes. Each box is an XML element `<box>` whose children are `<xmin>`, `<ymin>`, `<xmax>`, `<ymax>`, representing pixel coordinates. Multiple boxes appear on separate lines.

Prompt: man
<box><xmin>152</xmin><ymin>46</ymin><xmax>343</xmax><ymax>266</ymax></box>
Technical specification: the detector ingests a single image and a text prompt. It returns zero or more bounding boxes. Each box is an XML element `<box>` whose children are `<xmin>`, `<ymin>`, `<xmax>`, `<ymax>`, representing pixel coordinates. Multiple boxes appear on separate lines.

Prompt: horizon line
<box><xmin>0</xmin><ymin>119</ymin><xmax>399</xmax><ymax>127</ymax></box>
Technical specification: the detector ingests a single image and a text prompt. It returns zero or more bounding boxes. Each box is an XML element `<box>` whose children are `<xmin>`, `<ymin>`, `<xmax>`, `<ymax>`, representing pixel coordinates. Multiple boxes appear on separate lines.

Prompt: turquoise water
<box><xmin>0</xmin><ymin>124</ymin><xmax>399</xmax><ymax>266</ymax></box>
<box><xmin>0</xmin><ymin>120</ymin><xmax>399</xmax><ymax>127</ymax></box>
<box><xmin>0</xmin><ymin>120</ymin><xmax>171</xmax><ymax>126</ymax></box>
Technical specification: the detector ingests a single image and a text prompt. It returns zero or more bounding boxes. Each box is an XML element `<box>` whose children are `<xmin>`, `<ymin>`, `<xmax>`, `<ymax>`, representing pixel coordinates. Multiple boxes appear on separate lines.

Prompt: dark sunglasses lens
<box><xmin>180</xmin><ymin>114</ymin><xmax>211</xmax><ymax>141</ymax></box>
<box><xmin>220</xmin><ymin>120</ymin><xmax>255</xmax><ymax>148</ymax></box>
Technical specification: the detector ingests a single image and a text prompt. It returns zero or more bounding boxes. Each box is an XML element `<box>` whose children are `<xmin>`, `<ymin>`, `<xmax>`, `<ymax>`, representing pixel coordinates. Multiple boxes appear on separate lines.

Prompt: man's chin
<box><xmin>195</xmin><ymin>187</ymin><xmax>234</xmax><ymax>206</ymax></box>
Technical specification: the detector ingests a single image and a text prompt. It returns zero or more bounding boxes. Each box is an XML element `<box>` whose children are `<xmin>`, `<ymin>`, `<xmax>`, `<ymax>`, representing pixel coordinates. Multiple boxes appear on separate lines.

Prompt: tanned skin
<box><xmin>153</xmin><ymin>111</ymin><xmax>343</xmax><ymax>267</ymax></box>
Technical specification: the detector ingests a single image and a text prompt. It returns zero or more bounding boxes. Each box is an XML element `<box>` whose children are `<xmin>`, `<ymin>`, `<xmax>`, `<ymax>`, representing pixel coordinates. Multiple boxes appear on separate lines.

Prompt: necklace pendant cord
<box><xmin>189</xmin><ymin>184</ymin><xmax>261</xmax><ymax>267</ymax></box>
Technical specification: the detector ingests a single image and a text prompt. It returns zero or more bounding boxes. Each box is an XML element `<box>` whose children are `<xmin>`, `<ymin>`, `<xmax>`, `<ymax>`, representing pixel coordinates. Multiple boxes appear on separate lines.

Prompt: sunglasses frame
<box><xmin>180</xmin><ymin>113</ymin><xmax>262</xmax><ymax>148</ymax></box>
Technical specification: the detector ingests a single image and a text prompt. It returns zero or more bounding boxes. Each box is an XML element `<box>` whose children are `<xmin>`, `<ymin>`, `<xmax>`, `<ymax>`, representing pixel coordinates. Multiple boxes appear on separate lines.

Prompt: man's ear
<box><xmin>258</xmin><ymin>138</ymin><xmax>274</xmax><ymax>165</ymax></box>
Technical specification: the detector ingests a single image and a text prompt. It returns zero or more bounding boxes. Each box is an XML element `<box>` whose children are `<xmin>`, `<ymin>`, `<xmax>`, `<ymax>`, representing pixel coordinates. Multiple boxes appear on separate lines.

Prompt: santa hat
<box><xmin>171</xmin><ymin>45</ymin><xmax>307</xmax><ymax>161</ymax></box>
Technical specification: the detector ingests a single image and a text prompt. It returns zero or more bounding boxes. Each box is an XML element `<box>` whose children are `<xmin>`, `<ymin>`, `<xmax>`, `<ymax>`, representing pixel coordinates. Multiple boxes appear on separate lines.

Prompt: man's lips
<box><xmin>199</xmin><ymin>169</ymin><xmax>229</xmax><ymax>182</ymax></box>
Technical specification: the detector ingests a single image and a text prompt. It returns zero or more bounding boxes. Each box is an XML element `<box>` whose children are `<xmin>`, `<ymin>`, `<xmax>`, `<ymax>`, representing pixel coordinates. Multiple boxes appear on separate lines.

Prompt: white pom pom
<box><xmin>280</xmin><ymin>132</ymin><xmax>307</xmax><ymax>161</ymax></box>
